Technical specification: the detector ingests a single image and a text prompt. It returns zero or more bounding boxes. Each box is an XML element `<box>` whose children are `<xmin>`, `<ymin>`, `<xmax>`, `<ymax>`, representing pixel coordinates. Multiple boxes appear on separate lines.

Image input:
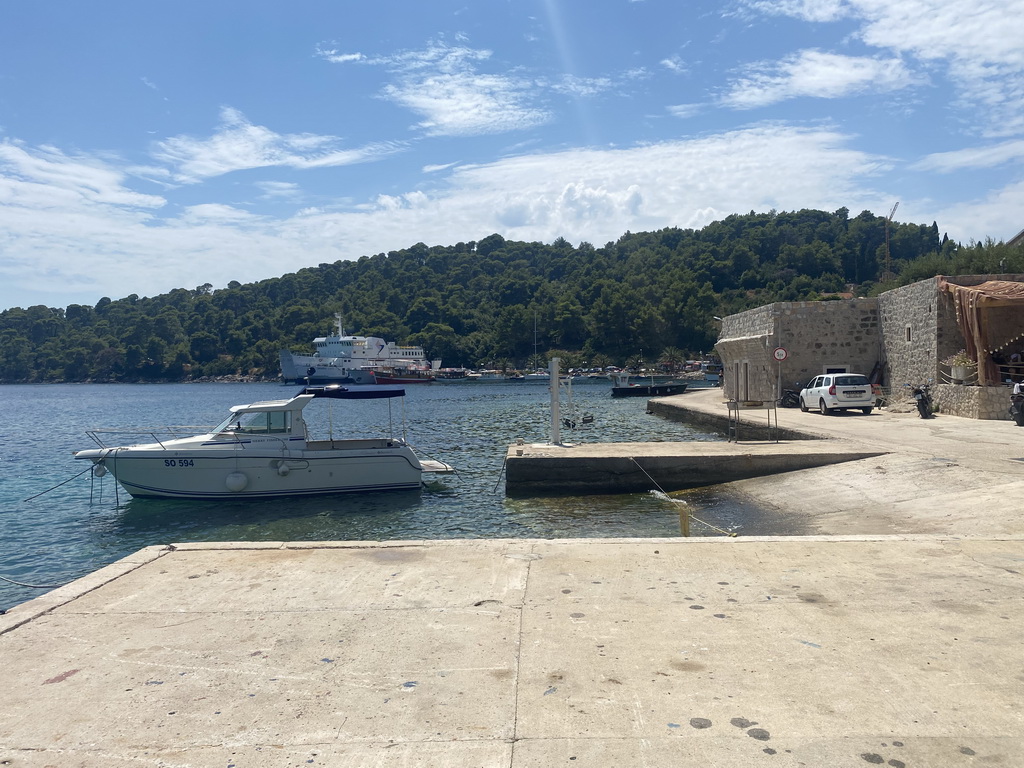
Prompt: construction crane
<box><xmin>882</xmin><ymin>201</ymin><xmax>899</xmax><ymax>283</ymax></box>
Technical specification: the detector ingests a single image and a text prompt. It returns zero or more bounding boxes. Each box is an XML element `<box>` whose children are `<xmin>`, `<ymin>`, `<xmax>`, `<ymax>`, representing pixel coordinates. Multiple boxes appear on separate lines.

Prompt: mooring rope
<box><xmin>629</xmin><ymin>456</ymin><xmax>737</xmax><ymax>538</ymax></box>
<box><xmin>0</xmin><ymin>574</ymin><xmax>67</xmax><ymax>589</ymax></box>
<box><xmin>492</xmin><ymin>454</ymin><xmax>508</xmax><ymax>494</ymax></box>
<box><xmin>22</xmin><ymin>465</ymin><xmax>94</xmax><ymax>503</ymax></box>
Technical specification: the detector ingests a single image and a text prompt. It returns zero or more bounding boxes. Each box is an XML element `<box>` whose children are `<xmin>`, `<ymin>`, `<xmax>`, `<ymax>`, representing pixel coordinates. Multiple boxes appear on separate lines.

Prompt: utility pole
<box><xmin>882</xmin><ymin>201</ymin><xmax>899</xmax><ymax>283</ymax></box>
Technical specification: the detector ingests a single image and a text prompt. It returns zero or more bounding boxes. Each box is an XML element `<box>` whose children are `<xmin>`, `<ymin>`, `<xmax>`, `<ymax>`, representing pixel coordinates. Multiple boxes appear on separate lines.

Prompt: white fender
<box><xmin>92</xmin><ymin>464</ymin><xmax>107</xmax><ymax>478</ymax></box>
<box><xmin>225</xmin><ymin>472</ymin><xmax>249</xmax><ymax>492</ymax></box>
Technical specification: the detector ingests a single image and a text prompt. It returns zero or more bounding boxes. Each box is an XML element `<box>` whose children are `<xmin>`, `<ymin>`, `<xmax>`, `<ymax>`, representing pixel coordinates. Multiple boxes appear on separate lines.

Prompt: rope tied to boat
<box><xmin>628</xmin><ymin>457</ymin><xmax>738</xmax><ymax>538</ymax></box>
<box><xmin>22</xmin><ymin>465</ymin><xmax>94</xmax><ymax>502</ymax></box>
<box><xmin>0</xmin><ymin>574</ymin><xmax>68</xmax><ymax>589</ymax></box>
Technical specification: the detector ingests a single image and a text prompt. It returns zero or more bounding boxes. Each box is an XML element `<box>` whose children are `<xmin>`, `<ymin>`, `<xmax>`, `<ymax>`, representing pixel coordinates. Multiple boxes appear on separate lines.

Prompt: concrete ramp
<box><xmin>505</xmin><ymin>441</ymin><xmax>886</xmax><ymax>495</ymax></box>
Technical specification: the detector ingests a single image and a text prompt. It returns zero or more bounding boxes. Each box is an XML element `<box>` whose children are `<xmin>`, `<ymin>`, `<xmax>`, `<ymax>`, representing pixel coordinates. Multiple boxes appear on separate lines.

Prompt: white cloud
<box><xmin>667</xmin><ymin>103</ymin><xmax>703</xmax><ymax>119</ymax></box>
<box><xmin>549</xmin><ymin>75</ymin><xmax>614</xmax><ymax>98</ymax></box>
<box><xmin>423</xmin><ymin>161</ymin><xmax>458</xmax><ymax>173</ymax></box>
<box><xmin>315</xmin><ymin>48</ymin><xmax>365</xmax><ymax>64</ymax></box>
<box><xmin>255</xmin><ymin>180</ymin><xmax>303</xmax><ymax>200</ymax></box>
<box><xmin>913</xmin><ymin>139</ymin><xmax>1024</xmax><ymax>172</ymax></box>
<box><xmin>721</xmin><ymin>50</ymin><xmax>923</xmax><ymax>108</ymax></box>
<box><xmin>743</xmin><ymin>0</ymin><xmax>1024</xmax><ymax>132</ymax></box>
<box><xmin>322</xmin><ymin>40</ymin><xmax>551</xmax><ymax>137</ymax></box>
<box><xmin>924</xmin><ymin>179</ymin><xmax>1024</xmax><ymax>244</ymax></box>
<box><xmin>177</xmin><ymin>204</ymin><xmax>260</xmax><ymax>224</ymax></box>
<box><xmin>0</xmin><ymin>140</ymin><xmax>165</xmax><ymax>209</ymax></box>
<box><xmin>152</xmin><ymin>107</ymin><xmax>406</xmax><ymax>182</ymax></box>
<box><xmin>741</xmin><ymin>0</ymin><xmax>848</xmax><ymax>22</ymax></box>
<box><xmin>661</xmin><ymin>56</ymin><xmax>688</xmax><ymax>74</ymax></box>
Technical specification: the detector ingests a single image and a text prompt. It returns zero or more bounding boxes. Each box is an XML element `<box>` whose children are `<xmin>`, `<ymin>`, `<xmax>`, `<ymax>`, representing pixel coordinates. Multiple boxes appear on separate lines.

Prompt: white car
<box><xmin>799</xmin><ymin>373</ymin><xmax>874</xmax><ymax>415</ymax></box>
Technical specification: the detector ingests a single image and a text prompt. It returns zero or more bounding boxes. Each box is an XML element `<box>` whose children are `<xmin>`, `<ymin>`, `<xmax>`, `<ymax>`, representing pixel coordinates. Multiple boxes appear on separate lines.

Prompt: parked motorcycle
<box><xmin>910</xmin><ymin>383</ymin><xmax>934</xmax><ymax>419</ymax></box>
<box><xmin>778</xmin><ymin>383</ymin><xmax>801</xmax><ymax>408</ymax></box>
<box><xmin>1009</xmin><ymin>392</ymin><xmax>1024</xmax><ymax>426</ymax></box>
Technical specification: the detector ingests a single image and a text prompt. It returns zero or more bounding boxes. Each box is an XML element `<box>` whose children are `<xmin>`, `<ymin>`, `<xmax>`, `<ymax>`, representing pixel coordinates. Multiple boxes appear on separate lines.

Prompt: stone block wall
<box><xmin>935</xmin><ymin>383</ymin><xmax>1012</xmax><ymax>420</ymax></box>
<box><xmin>716</xmin><ymin>299</ymin><xmax>881</xmax><ymax>402</ymax></box>
<box><xmin>878</xmin><ymin>277</ymin><xmax>942</xmax><ymax>388</ymax></box>
<box><xmin>718</xmin><ymin>304</ymin><xmax>774</xmax><ymax>340</ymax></box>
<box><xmin>775</xmin><ymin>299</ymin><xmax>880</xmax><ymax>387</ymax></box>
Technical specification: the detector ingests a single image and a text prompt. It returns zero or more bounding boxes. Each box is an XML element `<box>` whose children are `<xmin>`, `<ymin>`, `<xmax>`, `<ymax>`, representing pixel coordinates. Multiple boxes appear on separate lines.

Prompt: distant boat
<box><xmin>368</xmin><ymin>366</ymin><xmax>436</xmax><ymax>384</ymax></box>
<box><xmin>700</xmin><ymin>361</ymin><xmax>722</xmax><ymax>385</ymax></box>
<box><xmin>280</xmin><ymin>314</ymin><xmax>440</xmax><ymax>384</ymax></box>
<box><xmin>610</xmin><ymin>373</ymin><xmax>689</xmax><ymax>398</ymax></box>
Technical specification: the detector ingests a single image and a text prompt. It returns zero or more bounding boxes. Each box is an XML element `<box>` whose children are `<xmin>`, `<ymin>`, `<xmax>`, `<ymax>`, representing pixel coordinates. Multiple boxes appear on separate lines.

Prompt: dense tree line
<box><xmin>2</xmin><ymin>208</ymin><xmax>1021</xmax><ymax>383</ymax></box>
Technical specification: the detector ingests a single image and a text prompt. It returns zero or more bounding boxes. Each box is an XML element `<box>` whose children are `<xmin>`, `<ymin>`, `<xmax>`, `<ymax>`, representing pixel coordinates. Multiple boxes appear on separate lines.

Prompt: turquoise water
<box><xmin>0</xmin><ymin>379</ymin><xmax>768</xmax><ymax>611</ymax></box>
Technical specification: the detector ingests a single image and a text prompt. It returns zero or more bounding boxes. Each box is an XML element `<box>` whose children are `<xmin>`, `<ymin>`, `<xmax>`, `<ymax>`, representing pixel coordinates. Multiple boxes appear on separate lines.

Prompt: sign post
<box><xmin>773</xmin><ymin>347</ymin><xmax>788</xmax><ymax>404</ymax></box>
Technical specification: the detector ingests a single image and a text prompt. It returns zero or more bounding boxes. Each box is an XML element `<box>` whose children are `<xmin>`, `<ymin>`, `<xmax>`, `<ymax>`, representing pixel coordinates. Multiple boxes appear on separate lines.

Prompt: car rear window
<box><xmin>835</xmin><ymin>375</ymin><xmax>869</xmax><ymax>386</ymax></box>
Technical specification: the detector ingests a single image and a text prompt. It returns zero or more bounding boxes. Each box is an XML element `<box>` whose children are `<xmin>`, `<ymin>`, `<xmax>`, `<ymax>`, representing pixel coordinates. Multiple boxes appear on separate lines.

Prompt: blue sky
<box><xmin>1</xmin><ymin>0</ymin><xmax>1023</xmax><ymax>311</ymax></box>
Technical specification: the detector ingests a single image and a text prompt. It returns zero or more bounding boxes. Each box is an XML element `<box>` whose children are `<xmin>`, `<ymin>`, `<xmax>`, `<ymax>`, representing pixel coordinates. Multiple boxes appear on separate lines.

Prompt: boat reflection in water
<box><xmin>74</xmin><ymin>385</ymin><xmax>453</xmax><ymax>500</ymax></box>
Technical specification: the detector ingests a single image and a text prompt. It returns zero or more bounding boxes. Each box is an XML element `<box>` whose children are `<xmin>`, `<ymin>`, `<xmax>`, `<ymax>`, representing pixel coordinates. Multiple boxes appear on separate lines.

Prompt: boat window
<box><xmin>224</xmin><ymin>410</ymin><xmax>292</xmax><ymax>434</ymax></box>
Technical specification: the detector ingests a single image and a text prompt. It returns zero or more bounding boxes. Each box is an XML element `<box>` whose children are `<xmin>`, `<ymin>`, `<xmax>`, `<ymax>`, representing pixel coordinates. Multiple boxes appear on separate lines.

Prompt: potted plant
<box><xmin>941</xmin><ymin>349</ymin><xmax>977</xmax><ymax>383</ymax></box>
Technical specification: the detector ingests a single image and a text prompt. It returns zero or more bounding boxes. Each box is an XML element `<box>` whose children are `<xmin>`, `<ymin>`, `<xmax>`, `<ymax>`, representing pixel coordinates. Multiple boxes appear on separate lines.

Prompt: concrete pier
<box><xmin>2</xmin><ymin>536</ymin><xmax>1022</xmax><ymax>767</ymax></box>
<box><xmin>505</xmin><ymin>440</ymin><xmax>884</xmax><ymax>495</ymax></box>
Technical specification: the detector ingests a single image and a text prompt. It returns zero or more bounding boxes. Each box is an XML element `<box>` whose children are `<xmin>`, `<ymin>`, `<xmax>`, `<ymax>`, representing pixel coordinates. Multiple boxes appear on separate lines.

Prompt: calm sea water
<box><xmin>0</xmin><ymin>379</ymin><xmax>781</xmax><ymax>611</ymax></box>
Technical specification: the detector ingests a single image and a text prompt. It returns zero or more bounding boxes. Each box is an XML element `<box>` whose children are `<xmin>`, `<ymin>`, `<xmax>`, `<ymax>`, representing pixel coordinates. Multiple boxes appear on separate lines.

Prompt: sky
<box><xmin>1</xmin><ymin>0</ymin><xmax>1023</xmax><ymax>312</ymax></box>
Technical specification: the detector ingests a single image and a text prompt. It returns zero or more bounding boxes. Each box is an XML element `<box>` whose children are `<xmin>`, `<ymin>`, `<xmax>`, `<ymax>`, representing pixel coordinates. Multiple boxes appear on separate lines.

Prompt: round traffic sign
<box><xmin>773</xmin><ymin>347</ymin><xmax>788</xmax><ymax>361</ymax></box>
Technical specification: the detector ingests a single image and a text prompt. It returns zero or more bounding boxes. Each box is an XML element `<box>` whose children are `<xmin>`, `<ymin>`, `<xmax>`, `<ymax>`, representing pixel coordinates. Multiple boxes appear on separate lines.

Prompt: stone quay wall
<box><xmin>935</xmin><ymin>383</ymin><xmax>1012</xmax><ymax>420</ymax></box>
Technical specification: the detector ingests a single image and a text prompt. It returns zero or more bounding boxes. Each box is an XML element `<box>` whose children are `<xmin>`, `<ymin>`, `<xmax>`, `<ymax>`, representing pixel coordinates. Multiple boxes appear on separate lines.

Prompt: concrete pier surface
<box><xmin>2</xmin><ymin>536</ymin><xmax>1022</xmax><ymax>767</ymax></box>
<box><xmin>648</xmin><ymin>387</ymin><xmax>1024</xmax><ymax>537</ymax></box>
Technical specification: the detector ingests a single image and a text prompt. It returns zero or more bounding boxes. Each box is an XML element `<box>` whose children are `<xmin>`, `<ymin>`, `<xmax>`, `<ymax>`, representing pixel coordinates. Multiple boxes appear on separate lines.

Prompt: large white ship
<box><xmin>279</xmin><ymin>315</ymin><xmax>440</xmax><ymax>384</ymax></box>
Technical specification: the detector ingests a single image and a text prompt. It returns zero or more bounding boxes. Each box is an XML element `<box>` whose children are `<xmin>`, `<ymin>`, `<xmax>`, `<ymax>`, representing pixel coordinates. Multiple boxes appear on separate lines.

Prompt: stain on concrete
<box><xmin>689</xmin><ymin>717</ymin><xmax>713</xmax><ymax>729</ymax></box>
<box><xmin>42</xmin><ymin>669</ymin><xmax>80</xmax><ymax>684</ymax></box>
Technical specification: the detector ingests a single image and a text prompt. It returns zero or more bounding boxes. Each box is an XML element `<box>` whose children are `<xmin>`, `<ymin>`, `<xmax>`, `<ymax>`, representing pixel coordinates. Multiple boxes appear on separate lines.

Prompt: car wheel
<box><xmin>861</xmin><ymin>407</ymin><xmax>873</xmax><ymax>415</ymax></box>
<box><xmin>819</xmin><ymin>398</ymin><xmax>831</xmax><ymax>415</ymax></box>
<box><xmin>799</xmin><ymin>397</ymin><xmax>809</xmax><ymax>412</ymax></box>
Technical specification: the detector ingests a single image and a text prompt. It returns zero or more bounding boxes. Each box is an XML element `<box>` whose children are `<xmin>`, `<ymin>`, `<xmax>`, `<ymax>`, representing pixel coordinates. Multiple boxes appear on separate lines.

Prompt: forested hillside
<box><xmin>2</xmin><ymin>208</ymin><xmax>1021</xmax><ymax>383</ymax></box>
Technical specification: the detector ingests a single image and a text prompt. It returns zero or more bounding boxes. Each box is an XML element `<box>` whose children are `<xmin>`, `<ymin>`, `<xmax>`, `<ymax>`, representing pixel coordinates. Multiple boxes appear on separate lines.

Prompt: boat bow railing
<box><xmin>84</xmin><ymin>426</ymin><xmax>214</xmax><ymax>449</ymax></box>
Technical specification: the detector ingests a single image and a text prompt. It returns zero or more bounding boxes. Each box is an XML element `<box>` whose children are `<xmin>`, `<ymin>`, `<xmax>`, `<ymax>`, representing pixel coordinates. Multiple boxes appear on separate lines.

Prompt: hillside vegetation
<box><xmin>2</xmin><ymin>208</ymin><xmax>1021</xmax><ymax>383</ymax></box>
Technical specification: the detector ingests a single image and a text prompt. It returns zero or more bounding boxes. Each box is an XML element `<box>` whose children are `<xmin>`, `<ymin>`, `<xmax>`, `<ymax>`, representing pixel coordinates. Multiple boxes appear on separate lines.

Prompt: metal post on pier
<box><xmin>549</xmin><ymin>357</ymin><xmax>562</xmax><ymax>445</ymax></box>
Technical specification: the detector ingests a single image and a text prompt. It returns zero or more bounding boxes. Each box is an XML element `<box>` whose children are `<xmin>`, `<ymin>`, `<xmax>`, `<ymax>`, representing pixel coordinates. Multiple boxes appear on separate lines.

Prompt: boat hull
<box><xmin>611</xmin><ymin>382</ymin><xmax>689</xmax><ymax>398</ymax></box>
<box><xmin>279</xmin><ymin>350</ymin><xmax>378</xmax><ymax>384</ymax></box>
<box><xmin>372</xmin><ymin>374</ymin><xmax>436</xmax><ymax>384</ymax></box>
<box><xmin>78</xmin><ymin>445</ymin><xmax>424</xmax><ymax>499</ymax></box>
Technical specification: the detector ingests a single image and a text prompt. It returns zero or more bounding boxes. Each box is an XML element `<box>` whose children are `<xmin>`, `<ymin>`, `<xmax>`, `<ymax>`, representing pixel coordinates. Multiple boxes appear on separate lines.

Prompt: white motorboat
<box><xmin>74</xmin><ymin>385</ymin><xmax>453</xmax><ymax>500</ymax></box>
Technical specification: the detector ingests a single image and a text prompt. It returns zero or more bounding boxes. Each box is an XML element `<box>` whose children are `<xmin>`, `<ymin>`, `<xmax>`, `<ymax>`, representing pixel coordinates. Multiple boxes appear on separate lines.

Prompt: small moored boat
<box><xmin>610</xmin><ymin>373</ymin><xmax>689</xmax><ymax>398</ymax></box>
<box><xmin>74</xmin><ymin>385</ymin><xmax>453</xmax><ymax>499</ymax></box>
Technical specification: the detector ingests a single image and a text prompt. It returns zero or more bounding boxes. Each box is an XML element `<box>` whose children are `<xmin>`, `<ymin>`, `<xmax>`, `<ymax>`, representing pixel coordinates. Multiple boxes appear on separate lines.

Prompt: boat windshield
<box><xmin>214</xmin><ymin>409</ymin><xmax>292</xmax><ymax>435</ymax></box>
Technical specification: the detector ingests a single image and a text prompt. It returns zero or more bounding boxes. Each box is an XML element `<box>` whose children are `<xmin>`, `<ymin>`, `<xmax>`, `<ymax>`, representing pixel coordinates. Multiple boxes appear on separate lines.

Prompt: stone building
<box><xmin>715</xmin><ymin>274</ymin><xmax>1024</xmax><ymax>419</ymax></box>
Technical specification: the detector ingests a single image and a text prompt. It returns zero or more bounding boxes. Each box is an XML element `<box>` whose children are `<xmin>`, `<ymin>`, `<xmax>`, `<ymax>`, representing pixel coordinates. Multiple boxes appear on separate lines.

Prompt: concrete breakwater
<box><xmin>504</xmin><ymin>441</ymin><xmax>884</xmax><ymax>496</ymax></box>
<box><xmin>505</xmin><ymin>392</ymin><xmax>881</xmax><ymax>496</ymax></box>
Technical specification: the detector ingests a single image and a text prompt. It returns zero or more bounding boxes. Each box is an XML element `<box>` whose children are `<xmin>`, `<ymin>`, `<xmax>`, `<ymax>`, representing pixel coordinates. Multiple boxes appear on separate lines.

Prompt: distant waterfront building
<box><xmin>714</xmin><ymin>274</ymin><xmax>1024</xmax><ymax>419</ymax></box>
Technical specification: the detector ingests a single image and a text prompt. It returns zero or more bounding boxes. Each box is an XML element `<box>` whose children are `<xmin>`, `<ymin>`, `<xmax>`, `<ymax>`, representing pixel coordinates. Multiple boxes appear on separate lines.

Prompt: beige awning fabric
<box><xmin>939</xmin><ymin>278</ymin><xmax>1024</xmax><ymax>384</ymax></box>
